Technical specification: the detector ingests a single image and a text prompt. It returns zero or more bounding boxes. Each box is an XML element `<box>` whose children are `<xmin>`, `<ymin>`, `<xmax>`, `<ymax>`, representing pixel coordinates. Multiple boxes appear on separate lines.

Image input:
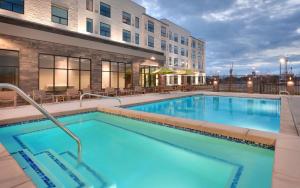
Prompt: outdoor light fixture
<box><xmin>150</xmin><ymin>56</ymin><xmax>156</xmax><ymax>61</ymax></box>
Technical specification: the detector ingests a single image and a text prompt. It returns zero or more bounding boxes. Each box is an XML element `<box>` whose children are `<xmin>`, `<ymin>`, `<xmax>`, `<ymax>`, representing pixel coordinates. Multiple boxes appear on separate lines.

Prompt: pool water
<box><xmin>128</xmin><ymin>95</ymin><xmax>281</xmax><ymax>132</ymax></box>
<box><xmin>0</xmin><ymin>112</ymin><xmax>274</xmax><ymax>188</ymax></box>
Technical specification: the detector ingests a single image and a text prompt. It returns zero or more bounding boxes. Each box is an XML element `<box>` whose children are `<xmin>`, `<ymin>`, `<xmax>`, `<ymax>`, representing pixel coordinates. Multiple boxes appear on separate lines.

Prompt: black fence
<box><xmin>206</xmin><ymin>74</ymin><xmax>300</xmax><ymax>95</ymax></box>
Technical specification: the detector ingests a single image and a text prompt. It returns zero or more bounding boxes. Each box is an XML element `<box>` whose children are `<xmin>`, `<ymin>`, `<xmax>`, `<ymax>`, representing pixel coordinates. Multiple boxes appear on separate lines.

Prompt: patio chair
<box><xmin>118</xmin><ymin>88</ymin><xmax>133</xmax><ymax>96</ymax></box>
<box><xmin>0</xmin><ymin>91</ymin><xmax>17</xmax><ymax>107</ymax></box>
<box><xmin>32</xmin><ymin>90</ymin><xmax>54</xmax><ymax>104</ymax></box>
<box><xmin>105</xmin><ymin>87</ymin><xmax>117</xmax><ymax>96</ymax></box>
<box><xmin>133</xmin><ymin>86</ymin><xmax>146</xmax><ymax>94</ymax></box>
<box><xmin>66</xmin><ymin>88</ymin><xmax>81</xmax><ymax>100</ymax></box>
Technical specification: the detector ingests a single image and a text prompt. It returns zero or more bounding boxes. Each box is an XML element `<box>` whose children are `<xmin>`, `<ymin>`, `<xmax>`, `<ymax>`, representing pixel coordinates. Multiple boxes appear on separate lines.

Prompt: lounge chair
<box><xmin>32</xmin><ymin>90</ymin><xmax>54</xmax><ymax>104</ymax></box>
<box><xmin>105</xmin><ymin>87</ymin><xmax>117</xmax><ymax>96</ymax></box>
<box><xmin>118</xmin><ymin>88</ymin><xmax>133</xmax><ymax>96</ymax></box>
<box><xmin>133</xmin><ymin>86</ymin><xmax>145</xmax><ymax>94</ymax></box>
<box><xmin>0</xmin><ymin>91</ymin><xmax>17</xmax><ymax>107</ymax></box>
<box><xmin>66</xmin><ymin>88</ymin><xmax>81</xmax><ymax>100</ymax></box>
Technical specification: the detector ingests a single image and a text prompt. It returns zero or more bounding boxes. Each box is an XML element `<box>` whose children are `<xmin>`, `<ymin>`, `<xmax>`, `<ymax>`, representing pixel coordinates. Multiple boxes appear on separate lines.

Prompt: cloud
<box><xmin>133</xmin><ymin>0</ymin><xmax>300</xmax><ymax>75</ymax></box>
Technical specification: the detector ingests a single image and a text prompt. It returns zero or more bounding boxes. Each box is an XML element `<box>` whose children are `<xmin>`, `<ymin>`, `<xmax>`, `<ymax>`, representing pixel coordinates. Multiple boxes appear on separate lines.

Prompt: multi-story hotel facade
<box><xmin>0</xmin><ymin>0</ymin><xmax>205</xmax><ymax>93</ymax></box>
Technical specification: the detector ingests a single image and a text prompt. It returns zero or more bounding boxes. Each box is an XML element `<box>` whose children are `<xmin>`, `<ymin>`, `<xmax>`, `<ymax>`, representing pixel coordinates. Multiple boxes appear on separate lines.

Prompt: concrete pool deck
<box><xmin>0</xmin><ymin>91</ymin><xmax>299</xmax><ymax>187</ymax></box>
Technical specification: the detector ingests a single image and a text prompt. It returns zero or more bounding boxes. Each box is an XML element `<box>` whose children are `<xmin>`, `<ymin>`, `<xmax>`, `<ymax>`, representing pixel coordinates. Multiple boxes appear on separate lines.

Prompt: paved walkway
<box><xmin>288</xmin><ymin>96</ymin><xmax>300</xmax><ymax>135</ymax></box>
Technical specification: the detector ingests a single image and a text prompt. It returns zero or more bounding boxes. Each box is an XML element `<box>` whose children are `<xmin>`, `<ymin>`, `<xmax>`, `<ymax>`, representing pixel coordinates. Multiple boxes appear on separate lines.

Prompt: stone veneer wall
<box><xmin>0</xmin><ymin>34</ymin><xmax>151</xmax><ymax>93</ymax></box>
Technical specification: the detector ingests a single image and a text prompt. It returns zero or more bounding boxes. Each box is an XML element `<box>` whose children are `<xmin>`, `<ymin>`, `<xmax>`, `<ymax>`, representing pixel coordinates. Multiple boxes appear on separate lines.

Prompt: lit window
<box><xmin>123</xmin><ymin>29</ymin><xmax>131</xmax><ymax>42</ymax></box>
<box><xmin>86</xmin><ymin>18</ymin><xmax>93</xmax><ymax>33</ymax></box>
<box><xmin>0</xmin><ymin>0</ymin><xmax>24</xmax><ymax>14</ymax></box>
<box><xmin>100</xmin><ymin>22</ymin><xmax>111</xmax><ymax>37</ymax></box>
<box><xmin>51</xmin><ymin>5</ymin><xmax>68</xmax><ymax>25</ymax></box>
<box><xmin>100</xmin><ymin>2</ymin><xmax>110</xmax><ymax>18</ymax></box>
<box><xmin>122</xmin><ymin>11</ymin><xmax>131</xmax><ymax>25</ymax></box>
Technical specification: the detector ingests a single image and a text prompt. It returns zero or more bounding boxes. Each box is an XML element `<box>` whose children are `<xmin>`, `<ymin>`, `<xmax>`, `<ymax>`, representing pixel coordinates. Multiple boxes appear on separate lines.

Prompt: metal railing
<box><xmin>80</xmin><ymin>93</ymin><xmax>122</xmax><ymax>107</ymax></box>
<box><xmin>0</xmin><ymin>83</ymin><xmax>82</xmax><ymax>162</ymax></box>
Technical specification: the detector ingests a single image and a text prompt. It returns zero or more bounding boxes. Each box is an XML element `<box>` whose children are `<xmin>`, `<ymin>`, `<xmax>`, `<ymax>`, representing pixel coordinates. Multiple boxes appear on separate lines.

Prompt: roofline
<box><xmin>189</xmin><ymin>36</ymin><xmax>206</xmax><ymax>43</ymax></box>
<box><xmin>130</xmin><ymin>0</ymin><xmax>146</xmax><ymax>11</ymax></box>
<box><xmin>0</xmin><ymin>15</ymin><xmax>164</xmax><ymax>56</ymax></box>
<box><xmin>143</xmin><ymin>13</ymin><xmax>168</xmax><ymax>26</ymax></box>
<box><xmin>160</xmin><ymin>18</ymin><xmax>190</xmax><ymax>33</ymax></box>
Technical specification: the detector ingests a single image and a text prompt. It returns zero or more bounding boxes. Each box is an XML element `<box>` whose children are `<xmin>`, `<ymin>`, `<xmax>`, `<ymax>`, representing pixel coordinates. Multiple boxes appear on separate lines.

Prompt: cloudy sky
<box><xmin>134</xmin><ymin>0</ymin><xmax>300</xmax><ymax>75</ymax></box>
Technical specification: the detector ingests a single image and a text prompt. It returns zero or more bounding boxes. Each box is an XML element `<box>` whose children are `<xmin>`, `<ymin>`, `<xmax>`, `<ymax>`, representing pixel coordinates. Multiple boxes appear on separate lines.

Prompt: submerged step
<box><xmin>34</xmin><ymin>149</ymin><xmax>92</xmax><ymax>188</ymax></box>
<box><xmin>12</xmin><ymin>149</ymin><xmax>63</xmax><ymax>187</ymax></box>
<box><xmin>60</xmin><ymin>151</ymin><xmax>116</xmax><ymax>188</ymax></box>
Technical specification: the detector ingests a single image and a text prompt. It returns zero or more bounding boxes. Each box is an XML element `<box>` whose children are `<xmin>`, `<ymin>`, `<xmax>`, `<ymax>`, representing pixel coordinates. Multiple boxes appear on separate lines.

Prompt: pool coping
<box><xmin>0</xmin><ymin>91</ymin><xmax>299</xmax><ymax>188</ymax></box>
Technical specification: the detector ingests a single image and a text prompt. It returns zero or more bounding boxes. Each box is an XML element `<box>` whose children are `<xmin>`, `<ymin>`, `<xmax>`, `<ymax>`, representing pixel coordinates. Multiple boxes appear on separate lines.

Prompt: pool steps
<box><xmin>12</xmin><ymin>149</ymin><xmax>115</xmax><ymax>188</ymax></box>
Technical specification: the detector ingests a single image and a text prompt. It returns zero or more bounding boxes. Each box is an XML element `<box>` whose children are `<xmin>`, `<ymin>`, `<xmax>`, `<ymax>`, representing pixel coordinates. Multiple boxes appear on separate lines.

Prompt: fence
<box><xmin>205</xmin><ymin>74</ymin><xmax>300</xmax><ymax>95</ymax></box>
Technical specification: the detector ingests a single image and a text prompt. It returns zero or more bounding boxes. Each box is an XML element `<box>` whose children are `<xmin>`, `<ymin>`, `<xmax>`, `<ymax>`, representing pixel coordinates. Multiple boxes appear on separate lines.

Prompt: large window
<box><xmin>122</xmin><ymin>11</ymin><xmax>131</xmax><ymax>25</ymax></box>
<box><xmin>123</xmin><ymin>29</ymin><xmax>131</xmax><ymax>42</ymax></box>
<box><xmin>181</xmin><ymin>36</ymin><xmax>185</xmax><ymax>45</ymax></box>
<box><xmin>181</xmin><ymin>48</ymin><xmax>185</xmax><ymax>56</ymax></box>
<box><xmin>0</xmin><ymin>0</ymin><xmax>24</xmax><ymax>14</ymax></box>
<box><xmin>139</xmin><ymin>66</ymin><xmax>159</xmax><ymax>88</ymax></box>
<box><xmin>51</xmin><ymin>5</ymin><xmax>68</xmax><ymax>25</ymax></box>
<box><xmin>86</xmin><ymin>18</ymin><xmax>93</xmax><ymax>33</ymax></box>
<box><xmin>86</xmin><ymin>0</ymin><xmax>93</xmax><ymax>11</ymax></box>
<box><xmin>39</xmin><ymin>54</ymin><xmax>91</xmax><ymax>92</ymax></box>
<box><xmin>148</xmin><ymin>35</ymin><xmax>154</xmax><ymax>48</ymax></box>
<box><xmin>100</xmin><ymin>22</ymin><xmax>111</xmax><ymax>37</ymax></box>
<box><xmin>0</xmin><ymin>50</ymin><xmax>19</xmax><ymax>86</ymax></box>
<box><xmin>148</xmin><ymin>20</ymin><xmax>154</xmax><ymax>33</ymax></box>
<box><xmin>174</xmin><ymin>46</ymin><xmax>178</xmax><ymax>54</ymax></box>
<box><xmin>100</xmin><ymin>2</ymin><xmax>110</xmax><ymax>18</ymax></box>
<box><xmin>174</xmin><ymin>58</ymin><xmax>178</xmax><ymax>66</ymax></box>
<box><xmin>101</xmin><ymin>61</ymin><xmax>132</xmax><ymax>89</ymax></box>
<box><xmin>174</xmin><ymin>33</ymin><xmax>178</xmax><ymax>42</ymax></box>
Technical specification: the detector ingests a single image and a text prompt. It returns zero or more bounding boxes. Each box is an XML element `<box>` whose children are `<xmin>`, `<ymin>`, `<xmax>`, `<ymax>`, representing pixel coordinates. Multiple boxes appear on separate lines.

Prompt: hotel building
<box><xmin>0</xmin><ymin>0</ymin><xmax>205</xmax><ymax>93</ymax></box>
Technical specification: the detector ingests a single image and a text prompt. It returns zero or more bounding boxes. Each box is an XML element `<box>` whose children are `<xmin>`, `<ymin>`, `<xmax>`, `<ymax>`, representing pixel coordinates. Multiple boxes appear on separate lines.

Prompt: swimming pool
<box><xmin>0</xmin><ymin>112</ymin><xmax>274</xmax><ymax>187</ymax></box>
<box><xmin>128</xmin><ymin>95</ymin><xmax>281</xmax><ymax>132</ymax></box>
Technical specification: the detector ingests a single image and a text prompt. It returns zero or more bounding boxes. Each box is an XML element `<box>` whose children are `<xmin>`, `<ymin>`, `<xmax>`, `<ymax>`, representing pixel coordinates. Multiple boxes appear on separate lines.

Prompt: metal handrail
<box><xmin>0</xmin><ymin>83</ymin><xmax>82</xmax><ymax>162</ymax></box>
<box><xmin>279</xmin><ymin>90</ymin><xmax>290</xmax><ymax>95</ymax></box>
<box><xmin>80</xmin><ymin>93</ymin><xmax>122</xmax><ymax>107</ymax></box>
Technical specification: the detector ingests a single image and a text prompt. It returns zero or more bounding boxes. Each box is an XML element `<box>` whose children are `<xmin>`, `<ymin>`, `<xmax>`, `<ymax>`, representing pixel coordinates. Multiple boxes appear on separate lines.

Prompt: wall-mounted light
<box><xmin>150</xmin><ymin>56</ymin><xmax>156</xmax><ymax>61</ymax></box>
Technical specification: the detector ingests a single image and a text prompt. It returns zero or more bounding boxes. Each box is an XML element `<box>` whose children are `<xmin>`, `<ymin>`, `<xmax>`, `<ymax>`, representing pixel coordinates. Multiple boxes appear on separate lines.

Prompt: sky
<box><xmin>133</xmin><ymin>0</ymin><xmax>300</xmax><ymax>75</ymax></box>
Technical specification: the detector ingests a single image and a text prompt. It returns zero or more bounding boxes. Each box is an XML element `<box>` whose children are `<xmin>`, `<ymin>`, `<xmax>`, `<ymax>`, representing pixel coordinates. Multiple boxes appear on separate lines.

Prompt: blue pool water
<box><xmin>128</xmin><ymin>95</ymin><xmax>281</xmax><ymax>132</ymax></box>
<box><xmin>0</xmin><ymin>112</ymin><xmax>274</xmax><ymax>188</ymax></box>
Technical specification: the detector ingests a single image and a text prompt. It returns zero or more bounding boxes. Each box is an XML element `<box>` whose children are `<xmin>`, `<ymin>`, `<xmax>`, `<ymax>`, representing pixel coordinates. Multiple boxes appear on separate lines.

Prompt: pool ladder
<box><xmin>0</xmin><ymin>83</ymin><xmax>82</xmax><ymax>163</ymax></box>
<box><xmin>80</xmin><ymin>93</ymin><xmax>122</xmax><ymax>107</ymax></box>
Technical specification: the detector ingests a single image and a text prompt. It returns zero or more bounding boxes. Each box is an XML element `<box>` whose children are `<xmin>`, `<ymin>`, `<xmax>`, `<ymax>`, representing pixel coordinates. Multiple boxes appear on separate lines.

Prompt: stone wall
<box><xmin>0</xmin><ymin>34</ymin><xmax>150</xmax><ymax>93</ymax></box>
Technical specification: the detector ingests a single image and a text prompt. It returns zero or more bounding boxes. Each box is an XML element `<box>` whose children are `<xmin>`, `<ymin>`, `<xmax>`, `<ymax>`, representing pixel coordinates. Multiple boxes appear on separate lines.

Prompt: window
<box><xmin>181</xmin><ymin>48</ymin><xmax>185</xmax><ymax>56</ymax></box>
<box><xmin>192</xmin><ymin>40</ymin><xmax>196</xmax><ymax>48</ymax></box>
<box><xmin>39</xmin><ymin>54</ymin><xmax>91</xmax><ymax>91</ymax></box>
<box><xmin>135</xmin><ymin>17</ymin><xmax>139</xmax><ymax>28</ymax></box>
<box><xmin>100</xmin><ymin>22</ymin><xmax>111</xmax><ymax>37</ymax></box>
<box><xmin>174</xmin><ymin>33</ymin><xmax>178</xmax><ymax>42</ymax></box>
<box><xmin>139</xmin><ymin>66</ymin><xmax>159</xmax><ymax>88</ymax></box>
<box><xmin>86</xmin><ymin>18</ymin><xmax>93</xmax><ymax>33</ymax></box>
<box><xmin>161</xmin><ymin>40</ymin><xmax>166</xmax><ymax>51</ymax></box>
<box><xmin>122</xmin><ymin>11</ymin><xmax>131</xmax><ymax>25</ymax></box>
<box><xmin>186</xmin><ymin>49</ymin><xmax>189</xmax><ymax>57</ymax></box>
<box><xmin>161</xmin><ymin>26</ymin><xmax>167</xmax><ymax>37</ymax></box>
<box><xmin>174</xmin><ymin>46</ymin><xmax>178</xmax><ymax>54</ymax></box>
<box><xmin>86</xmin><ymin>0</ymin><xmax>93</xmax><ymax>11</ymax></box>
<box><xmin>123</xmin><ymin>29</ymin><xmax>131</xmax><ymax>42</ymax></box>
<box><xmin>168</xmin><ymin>57</ymin><xmax>172</xmax><ymax>65</ymax></box>
<box><xmin>169</xmin><ymin>44</ymin><xmax>172</xmax><ymax>53</ymax></box>
<box><xmin>51</xmin><ymin>5</ymin><xmax>68</xmax><ymax>25</ymax></box>
<box><xmin>169</xmin><ymin>31</ymin><xmax>172</xmax><ymax>40</ymax></box>
<box><xmin>192</xmin><ymin>50</ymin><xmax>196</xmax><ymax>60</ymax></box>
<box><xmin>148</xmin><ymin>20</ymin><xmax>154</xmax><ymax>33</ymax></box>
<box><xmin>135</xmin><ymin>33</ymin><xmax>139</xmax><ymax>45</ymax></box>
<box><xmin>0</xmin><ymin>0</ymin><xmax>24</xmax><ymax>14</ymax></box>
<box><xmin>0</xmin><ymin>50</ymin><xmax>19</xmax><ymax>86</ymax></box>
<box><xmin>148</xmin><ymin>35</ymin><xmax>154</xmax><ymax>48</ymax></box>
<box><xmin>100</xmin><ymin>2</ymin><xmax>110</xmax><ymax>18</ymax></box>
<box><xmin>181</xmin><ymin>36</ymin><xmax>185</xmax><ymax>45</ymax></box>
<box><xmin>102</xmin><ymin>61</ymin><xmax>132</xmax><ymax>89</ymax></box>
<box><xmin>174</xmin><ymin>58</ymin><xmax>178</xmax><ymax>66</ymax></box>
